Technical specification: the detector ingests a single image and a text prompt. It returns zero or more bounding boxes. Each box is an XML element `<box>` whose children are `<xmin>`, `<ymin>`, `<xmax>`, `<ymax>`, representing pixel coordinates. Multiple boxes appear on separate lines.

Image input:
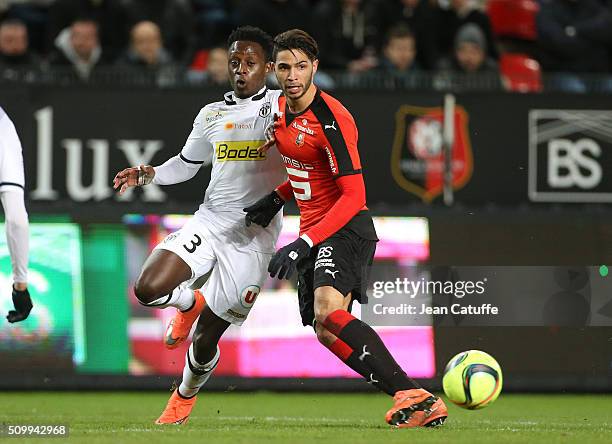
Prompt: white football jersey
<box><xmin>0</xmin><ymin>106</ymin><xmax>26</xmax><ymax>191</ymax></box>
<box><xmin>180</xmin><ymin>87</ymin><xmax>286</xmax><ymax>252</ymax></box>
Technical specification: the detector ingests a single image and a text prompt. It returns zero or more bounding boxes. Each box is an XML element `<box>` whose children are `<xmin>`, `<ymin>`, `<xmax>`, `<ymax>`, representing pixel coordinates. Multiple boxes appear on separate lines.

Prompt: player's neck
<box><xmin>233</xmin><ymin>84</ymin><xmax>266</xmax><ymax>100</ymax></box>
<box><xmin>286</xmin><ymin>85</ymin><xmax>317</xmax><ymax>114</ymax></box>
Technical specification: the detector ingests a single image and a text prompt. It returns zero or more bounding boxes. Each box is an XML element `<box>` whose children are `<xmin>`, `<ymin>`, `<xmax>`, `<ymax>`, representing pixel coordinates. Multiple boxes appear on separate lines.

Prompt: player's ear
<box><xmin>266</xmin><ymin>61</ymin><xmax>274</xmax><ymax>73</ymax></box>
<box><xmin>312</xmin><ymin>59</ymin><xmax>319</xmax><ymax>75</ymax></box>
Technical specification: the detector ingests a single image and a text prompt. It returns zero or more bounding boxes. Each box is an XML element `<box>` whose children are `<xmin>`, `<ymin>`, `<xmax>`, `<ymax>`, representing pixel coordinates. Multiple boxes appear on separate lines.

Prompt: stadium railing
<box><xmin>2</xmin><ymin>66</ymin><xmax>612</xmax><ymax>93</ymax></box>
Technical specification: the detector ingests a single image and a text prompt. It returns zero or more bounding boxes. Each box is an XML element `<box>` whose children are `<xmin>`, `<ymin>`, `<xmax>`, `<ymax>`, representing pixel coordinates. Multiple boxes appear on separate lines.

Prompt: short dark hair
<box><xmin>71</xmin><ymin>17</ymin><xmax>99</xmax><ymax>30</ymax></box>
<box><xmin>227</xmin><ymin>26</ymin><xmax>273</xmax><ymax>61</ymax></box>
<box><xmin>385</xmin><ymin>24</ymin><xmax>414</xmax><ymax>46</ymax></box>
<box><xmin>272</xmin><ymin>29</ymin><xmax>319</xmax><ymax>62</ymax></box>
<box><xmin>0</xmin><ymin>18</ymin><xmax>27</xmax><ymax>30</ymax></box>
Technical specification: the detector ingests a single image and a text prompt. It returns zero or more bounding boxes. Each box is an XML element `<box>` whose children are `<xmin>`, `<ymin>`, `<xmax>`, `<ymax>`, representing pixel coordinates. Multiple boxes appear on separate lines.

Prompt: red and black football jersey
<box><xmin>274</xmin><ymin>89</ymin><xmax>377</xmax><ymax>243</ymax></box>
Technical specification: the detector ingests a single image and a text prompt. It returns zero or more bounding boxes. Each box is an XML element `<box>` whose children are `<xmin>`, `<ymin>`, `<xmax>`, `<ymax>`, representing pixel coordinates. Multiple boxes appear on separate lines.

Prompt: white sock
<box><xmin>178</xmin><ymin>343</ymin><xmax>220</xmax><ymax>398</ymax></box>
<box><xmin>142</xmin><ymin>287</ymin><xmax>195</xmax><ymax>311</ymax></box>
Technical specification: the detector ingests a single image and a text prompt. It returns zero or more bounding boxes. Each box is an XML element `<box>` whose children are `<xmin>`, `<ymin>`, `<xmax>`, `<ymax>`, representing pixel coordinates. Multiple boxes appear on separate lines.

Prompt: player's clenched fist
<box><xmin>268</xmin><ymin>238</ymin><xmax>311</xmax><ymax>279</ymax></box>
<box><xmin>113</xmin><ymin>165</ymin><xmax>155</xmax><ymax>194</ymax></box>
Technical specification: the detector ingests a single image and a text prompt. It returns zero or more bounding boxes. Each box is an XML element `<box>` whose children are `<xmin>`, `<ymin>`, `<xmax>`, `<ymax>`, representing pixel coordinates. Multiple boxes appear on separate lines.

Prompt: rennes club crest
<box><xmin>391</xmin><ymin>105</ymin><xmax>473</xmax><ymax>202</ymax></box>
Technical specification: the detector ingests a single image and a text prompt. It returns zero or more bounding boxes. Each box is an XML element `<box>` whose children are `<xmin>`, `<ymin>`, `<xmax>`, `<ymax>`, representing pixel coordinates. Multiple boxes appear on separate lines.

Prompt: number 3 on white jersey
<box><xmin>287</xmin><ymin>167</ymin><xmax>312</xmax><ymax>201</ymax></box>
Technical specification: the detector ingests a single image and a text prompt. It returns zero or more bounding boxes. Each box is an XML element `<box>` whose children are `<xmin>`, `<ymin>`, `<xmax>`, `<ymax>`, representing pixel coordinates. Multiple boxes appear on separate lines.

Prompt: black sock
<box><xmin>327</xmin><ymin>337</ymin><xmax>395</xmax><ymax>395</ymax></box>
<box><xmin>323</xmin><ymin>310</ymin><xmax>421</xmax><ymax>394</ymax></box>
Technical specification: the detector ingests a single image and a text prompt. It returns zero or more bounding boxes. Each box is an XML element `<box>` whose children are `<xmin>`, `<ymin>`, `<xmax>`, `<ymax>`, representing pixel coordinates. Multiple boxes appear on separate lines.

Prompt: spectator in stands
<box><xmin>235</xmin><ymin>0</ymin><xmax>311</xmax><ymax>41</ymax></box>
<box><xmin>311</xmin><ymin>0</ymin><xmax>379</xmax><ymax>72</ymax></box>
<box><xmin>0</xmin><ymin>1</ymin><xmax>51</xmax><ymax>54</ymax></box>
<box><xmin>536</xmin><ymin>0</ymin><xmax>612</xmax><ymax>92</ymax></box>
<box><xmin>378</xmin><ymin>24</ymin><xmax>421</xmax><ymax>74</ymax></box>
<box><xmin>123</xmin><ymin>0</ymin><xmax>194</xmax><ymax>64</ymax></box>
<box><xmin>372</xmin><ymin>0</ymin><xmax>438</xmax><ymax>69</ymax></box>
<box><xmin>117</xmin><ymin>21</ymin><xmax>175</xmax><ymax>86</ymax></box>
<box><xmin>186</xmin><ymin>45</ymin><xmax>229</xmax><ymax>86</ymax></box>
<box><xmin>438</xmin><ymin>23</ymin><xmax>498</xmax><ymax>74</ymax></box>
<box><xmin>370</xmin><ymin>24</ymin><xmax>423</xmax><ymax>89</ymax></box>
<box><xmin>435</xmin><ymin>23</ymin><xmax>500</xmax><ymax>91</ymax></box>
<box><xmin>47</xmin><ymin>18</ymin><xmax>106</xmax><ymax>81</ymax></box>
<box><xmin>437</xmin><ymin>0</ymin><xmax>498</xmax><ymax>61</ymax></box>
<box><xmin>201</xmin><ymin>46</ymin><xmax>228</xmax><ymax>85</ymax></box>
<box><xmin>46</xmin><ymin>0</ymin><xmax>129</xmax><ymax>61</ymax></box>
<box><xmin>0</xmin><ymin>18</ymin><xmax>40</xmax><ymax>67</ymax></box>
<box><xmin>119</xmin><ymin>21</ymin><xmax>173</xmax><ymax>69</ymax></box>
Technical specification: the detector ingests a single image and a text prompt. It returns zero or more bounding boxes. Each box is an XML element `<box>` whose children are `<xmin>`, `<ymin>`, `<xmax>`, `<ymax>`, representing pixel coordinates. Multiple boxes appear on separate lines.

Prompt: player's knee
<box><xmin>315</xmin><ymin>322</ymin><xmax>336</xmax><ymax>347</ymax></box>
<box><xmin>314</xmin><ymin>302</ymin><xmax>342</xmax><ymax>327</ymax></box>
<box><xmin>313</xmin><ymin>287</ymin><xmax>346</xmax><ymax>327</ymax></box>
<box><xmin>133</xmin><ymin>277</ymin><xmax>162</xmax><ymax>305</ymax></box>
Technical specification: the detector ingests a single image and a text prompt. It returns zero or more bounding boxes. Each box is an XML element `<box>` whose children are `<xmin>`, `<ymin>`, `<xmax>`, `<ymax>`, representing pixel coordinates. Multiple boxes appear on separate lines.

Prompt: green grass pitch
<box><xmin>1</xmin><ymin>392</ymin><xmax>611</xmax><ymax>444</ymax></box>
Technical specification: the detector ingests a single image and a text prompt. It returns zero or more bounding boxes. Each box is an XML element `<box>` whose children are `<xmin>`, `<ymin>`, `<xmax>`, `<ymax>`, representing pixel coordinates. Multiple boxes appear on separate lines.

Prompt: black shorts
<box><xmin>296</xmin><ymin>226</ymin><xmax>377</xmax><ymax>327</ymax></box>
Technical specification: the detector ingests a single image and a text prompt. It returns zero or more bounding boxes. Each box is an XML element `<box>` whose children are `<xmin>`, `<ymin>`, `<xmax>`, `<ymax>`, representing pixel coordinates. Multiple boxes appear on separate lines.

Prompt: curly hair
<box><xmin>227</xmin><ymin>26</ymin><xmax>273</xmax><ymax>61</ymax></box>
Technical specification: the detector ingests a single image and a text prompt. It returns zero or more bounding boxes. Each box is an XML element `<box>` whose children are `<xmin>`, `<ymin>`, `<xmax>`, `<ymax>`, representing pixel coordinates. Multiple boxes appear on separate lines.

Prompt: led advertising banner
<box><xmin>0</xmin><ymin>224</ymin><xmax>85</xmax><ymax>372</ymax></box>
<box><xmin>126</xmin><ymin>215</ymin><xmax>435</xmax><ymax>379</ymax></box>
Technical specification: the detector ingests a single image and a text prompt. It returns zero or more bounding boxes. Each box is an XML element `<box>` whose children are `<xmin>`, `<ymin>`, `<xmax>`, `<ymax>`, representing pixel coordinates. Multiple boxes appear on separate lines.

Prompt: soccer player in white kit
<box><xmin>0</xmin><ymin>106</ymin><xmax>31</xmax><ymax>323</ymax></box>
<box><xmin>112</xmin><ymin>27</ymin><xmax>287</xmax><ymax>424</ymax></box>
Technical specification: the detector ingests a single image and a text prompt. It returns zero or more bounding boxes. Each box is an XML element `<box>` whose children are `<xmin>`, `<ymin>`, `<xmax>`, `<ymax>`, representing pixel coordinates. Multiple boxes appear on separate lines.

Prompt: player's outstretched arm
<box><xmin>0</xmin><ymin>191</ymin><xmax>32</xmax><ymax>323</ymax></box>
<box><xmin>113</xmin><ymin>165</ymin><xmax>155</xmax><ymax>194</ymax></box>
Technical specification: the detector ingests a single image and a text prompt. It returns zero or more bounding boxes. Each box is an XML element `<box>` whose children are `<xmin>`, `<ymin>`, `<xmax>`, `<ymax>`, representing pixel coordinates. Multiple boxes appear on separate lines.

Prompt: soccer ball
<box><xmin>442</xmin><ymin>350</ymin><xmax>503</xmax><ymax>410</ymax></box>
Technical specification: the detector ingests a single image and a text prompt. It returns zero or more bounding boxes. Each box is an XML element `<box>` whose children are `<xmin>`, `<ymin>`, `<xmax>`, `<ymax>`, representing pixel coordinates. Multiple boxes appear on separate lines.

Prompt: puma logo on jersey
<box><xmin>325</xmin><ymin>269</ymin><xmax>339</xmax><ymax>279</ymax></box>
<box><xmin>324</xmin><ymin>121</ymin><xmax>337</xmax><ymax>131</ymax></box>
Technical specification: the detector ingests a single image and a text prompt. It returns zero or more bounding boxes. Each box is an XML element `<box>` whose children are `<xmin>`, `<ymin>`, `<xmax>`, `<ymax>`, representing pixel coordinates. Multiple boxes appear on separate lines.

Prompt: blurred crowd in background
<box><xmin>1</xmin><ymin>0</ymin><xmax>612</xmax><ymax>92</ymax></box>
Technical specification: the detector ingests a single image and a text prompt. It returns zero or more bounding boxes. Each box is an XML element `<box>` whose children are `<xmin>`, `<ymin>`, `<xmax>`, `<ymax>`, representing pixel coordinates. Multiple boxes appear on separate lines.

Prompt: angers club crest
<box><xmin>391</xmin><ymin>105</ymin><xmax>473</xmax><ymax>202</ymax></box>
<box><xmin>259</xmin><ymin>102</ymin><xmax>271</xmax><ymax>118</ymax></box>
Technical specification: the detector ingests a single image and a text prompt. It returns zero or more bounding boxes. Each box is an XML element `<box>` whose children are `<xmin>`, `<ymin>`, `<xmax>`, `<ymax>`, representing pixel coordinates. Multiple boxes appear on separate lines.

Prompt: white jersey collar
<box><xmin>224</xmin><ymin>86</ymin><xmax>268</xmax><ymax>105</ymax></box>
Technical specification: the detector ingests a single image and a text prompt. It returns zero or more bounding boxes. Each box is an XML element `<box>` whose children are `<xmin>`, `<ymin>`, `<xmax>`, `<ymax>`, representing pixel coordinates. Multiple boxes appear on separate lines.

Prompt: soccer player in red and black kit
<box><xmin>244</xmin><ymin>29</ymin><xmax>448</xmax><ymax>428</ymax></box>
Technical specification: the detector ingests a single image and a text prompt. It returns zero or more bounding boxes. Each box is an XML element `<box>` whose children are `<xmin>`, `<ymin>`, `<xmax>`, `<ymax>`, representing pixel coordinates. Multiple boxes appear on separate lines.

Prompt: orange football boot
<box><xmin>155</xmin><ymin>390</ymin><xmax>197</xmax><ymax>425</ymax></box>
<box><xmin>164</xmin><ymin>290</ymin><xmax>205</xmax><ymax>349</ymax></box>
<box><xmin>385</xmin><ymin>388</ymin><xmax>448</xmax><ymax>428</ymax></box>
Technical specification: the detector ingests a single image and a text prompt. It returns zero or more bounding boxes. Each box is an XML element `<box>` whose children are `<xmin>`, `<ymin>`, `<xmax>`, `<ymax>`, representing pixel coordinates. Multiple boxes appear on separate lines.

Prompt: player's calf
<box><xmin>156</xmin><ymin>343</ymin><xmax>220</xmax><ymax>425</ymax></box>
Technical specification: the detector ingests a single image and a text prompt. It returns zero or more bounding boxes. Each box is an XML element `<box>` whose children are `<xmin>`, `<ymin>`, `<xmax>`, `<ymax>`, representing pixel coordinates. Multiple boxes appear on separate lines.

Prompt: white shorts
<box><xmin>0</xmin><ymin>113</ymin><xmax>25</xmax><ymax>193</ymax></box>
<box><xmin>154</xmin><ymin>214</ymin><xmax>272</xmax><ymax>326</ymax></box>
